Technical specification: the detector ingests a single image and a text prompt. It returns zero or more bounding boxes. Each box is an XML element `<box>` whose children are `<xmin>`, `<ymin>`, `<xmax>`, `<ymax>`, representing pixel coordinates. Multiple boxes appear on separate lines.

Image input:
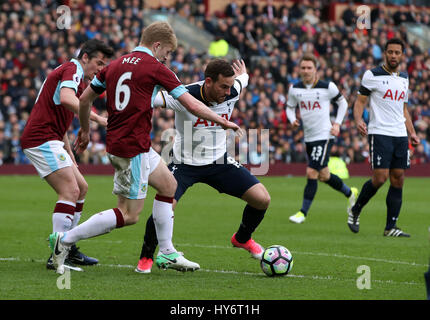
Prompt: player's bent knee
<box><xmin>156</xmin><ymin>177</ymin><xmax>177</xmax><ymax>198</ymax></box>
<box><xmin>373</xmin><ymin>175</ymin><xmax>388</xmax><ymax>187</ymax></box>
<box><xmin>124</xmin><ymin>213</ymin><xmax>140</xmax><ymax>226</ymax></box>
<box><xmin>64</xmin><ymin>186</ymin><xmax>80</xmax><ymax>203</ymax></box>
<box><xmin>249</xmin><ymin>185</ymin><xmax>271</xmax><ymax>210</ymax></box>
<box><xmin>318</xmin><ymin>174</ymin><xmax>329</xmax><ymax>182</ymax></box>
<box><xmin>306</xmin><ymin>167</ymin><xmax>319</xmax><ymax>180</ymax></box>
<box><xmin>163</xmin><ymin>180</ymin><xmax>177</xmax><ymax>198</ymax></box>
<box><xmin>390</xmin><ymin>175</ymin><xmax>404</xmax><ymax>188</ymax></box>
<box><xmin>260</xmin><ymin>193</ymin><xmax>271</xmax><ymax>210</ymax></box>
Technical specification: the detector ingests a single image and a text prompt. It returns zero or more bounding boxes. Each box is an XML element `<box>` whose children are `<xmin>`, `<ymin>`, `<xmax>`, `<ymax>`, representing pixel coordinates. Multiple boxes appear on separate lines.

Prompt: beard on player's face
<box><xmin>301</xmin><ymin>72</ymin><xmax>315</xmax><ymax>83</ymax></box>
<box><xmin>386</xmin><ymin>58</ymin><xmax>400</xmax><ymax>70</ymax></box>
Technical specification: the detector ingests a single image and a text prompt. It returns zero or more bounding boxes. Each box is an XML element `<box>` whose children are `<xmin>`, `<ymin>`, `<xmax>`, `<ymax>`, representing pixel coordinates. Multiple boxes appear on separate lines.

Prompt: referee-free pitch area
<box><xmin>0</xmin><ymin>175</ymin><xmax>428</xmax><ymax>300</ymax></box>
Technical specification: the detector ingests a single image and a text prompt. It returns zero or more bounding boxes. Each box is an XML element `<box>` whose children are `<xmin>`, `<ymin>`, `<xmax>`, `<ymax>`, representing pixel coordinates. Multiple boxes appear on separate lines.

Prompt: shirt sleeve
<box><xmin>404</xmin><ymin>79</ymin><xmax>409</xmax><ymax>103</ymax></box>
<box><xmin>152</xmin><ymin>91</ymin><xmax>186</xmax><ymax>112</ymax></box>
<box><xmin>286</xmin><ymin>85</ymin><xmax>297</xmax><ymax>108</ymax></box>
<box><xmin>60</xmin><ymin>63</ymin><xmax>82</xmax><ymax>93</ymax></box>
<box><xmin>328</xmin><ymin>82</ymin><xmax>342</xmax><ymax>101</ymax></box>
<box><xmin>90</xmin><ymin>66</ymin><xmax>107</xmax><ymax>94</ymax></box>
<box><xmin>334</xmin><ymin>96</ymin><xmax>348</xmax><ymax>125</ymax></box>
<box><xmin>358</xmin><ymin>70</ymin><xmax>374</xmax><ymax>96</ymax></box>
<box><xmin>157</xmin><ymin>64</ymin><xmax>188</xmax><ymax>99</ymax></box>
<box><xmin>234</xmin><ymin>73</ymin><xmax>249</xmax><ymax>94</ymax></box>
<box><xmin>286</xmin><ymin>106</ymin><xmax>297</xmax><ymax>124</ymax></box>
<box><xmin>164</xmin><ymin>92</ymin><xmax>187</xmax><ymax>112</ymax></box>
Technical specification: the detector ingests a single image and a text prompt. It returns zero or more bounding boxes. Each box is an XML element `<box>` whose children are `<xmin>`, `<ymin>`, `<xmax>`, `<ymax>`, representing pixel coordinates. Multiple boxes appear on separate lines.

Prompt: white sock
<box><xmin>71</xmin><ymin>199</ymin><xmax>85</xmax><ymax>229</ymax></box>
<box><xmin>62</xmin><ymin>208</ymin><xmax>124</xmax><ymax>245</ymax></box>
<box><xmin>52</xmin><ymin>201</ymin><xmax>75</xmax><ymax>233</ymax></box>
<box><xmin>152</xmin><ymin>196</ymin><xmax>176</xmax><ymax>255</ymax></box>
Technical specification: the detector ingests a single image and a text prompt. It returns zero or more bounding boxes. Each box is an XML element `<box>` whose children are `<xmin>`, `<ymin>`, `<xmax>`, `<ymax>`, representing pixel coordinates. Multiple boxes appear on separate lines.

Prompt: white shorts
<box><xmin>23</xmin><ymin>141</ymin><xmax>73</xmax><ymax>178</ymax></box>
<box><xmin>108</xmin><ymin>147</ymin><xmax>161</xmax><ymax>200</ymax></box>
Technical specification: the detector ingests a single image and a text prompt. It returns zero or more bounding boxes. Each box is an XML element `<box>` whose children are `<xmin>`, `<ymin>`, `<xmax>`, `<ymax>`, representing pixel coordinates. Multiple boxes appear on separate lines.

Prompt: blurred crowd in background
<box><xmin>1</xmin><ymin>0</ymin><xmax>430</xmax><ymax>167</ymax></box>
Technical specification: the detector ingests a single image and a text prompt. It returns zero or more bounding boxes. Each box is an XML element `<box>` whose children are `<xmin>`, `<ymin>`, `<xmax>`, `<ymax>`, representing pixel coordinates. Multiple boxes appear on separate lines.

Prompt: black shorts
<box><xmin>369</xmin><ymin>134</ymin><xmax>410</xmax><ymax>169</ymax></box>
<box><xmin>305</xmin><ymin>139</ymin><xmax>334</xmax><ymax>171</ymax></box>
<box><xmin>168</xmin><ymin>153</ymin><xmax>260</xmax><ymax>201</ymax></box>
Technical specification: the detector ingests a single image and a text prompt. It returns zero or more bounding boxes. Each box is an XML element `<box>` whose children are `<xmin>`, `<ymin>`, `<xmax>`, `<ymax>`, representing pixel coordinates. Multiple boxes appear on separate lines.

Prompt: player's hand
<box><xmin>291</xmin><ymin>119</ymin><xmax>300</xmax><ymax>130</ymax></box>
<box><xmin>330</xmin><ymin>123</ymin><xmax>340</xmax><ymax>136</ymax></box>
<box><xmin>222</xmin><ymin>120</ymin><xmax>243</xmax><ymax>136</ymax></box>
<box><xmin>356</xmin><ymin>119</ymin><xmax>367</xmax><ymax>136</ymax></box>
<box><xmin>74</xmin><ymin>129</ymin><xmax>90</xmax><ymax>154</ymax></box>
<box><xmin>410</xmin><ymin>133</ymin><xmax>420</xmax><ymax>147</ymax></box>
<box><xmin>234</xmin><ymin>127</ymin><xmax>244</xmax><ymax>138</ymax></box>
<box><xmin>232</xmin><ymin>59</ymin><xmax>246</xmax><ymax>77</ymax></box>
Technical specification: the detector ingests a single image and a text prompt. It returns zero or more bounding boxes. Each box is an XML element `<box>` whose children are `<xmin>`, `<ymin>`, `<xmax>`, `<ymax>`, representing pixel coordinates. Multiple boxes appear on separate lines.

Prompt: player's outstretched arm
<box><xmin>75</xmin><ymin>86</ymin><xmax>100</xmax><ymax>154</ymax></box>
<box><xmin>178</xmin><ymin>92</ymin><xmax>242</xmax><ymax>134</ymax></box>
<box><xmin>60</xmin><ymin>87</ymin><xmax>80</xmax><ymax>113</ymax></box>
<box><xmin>59</xmin><ymin>87</ymin><xmax>107</xmax><ymax>127</ymax></box>
<box><xmin>353</xmin><ymin>94</ymin><xmax>368</xmax><ymax>137</ymax></box>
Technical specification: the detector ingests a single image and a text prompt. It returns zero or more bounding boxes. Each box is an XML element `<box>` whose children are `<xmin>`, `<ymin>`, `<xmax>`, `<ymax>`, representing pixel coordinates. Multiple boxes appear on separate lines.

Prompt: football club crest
<box><xmin>141</xmin><ymin>183</ymin><xmax>148</xmax><ymax>194</ymax></box>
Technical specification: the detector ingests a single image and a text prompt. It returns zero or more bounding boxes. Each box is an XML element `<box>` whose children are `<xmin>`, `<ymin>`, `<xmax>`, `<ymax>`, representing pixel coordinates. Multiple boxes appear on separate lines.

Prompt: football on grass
<box><xmin>260</xmin><ymin>245</ymin><xmax>293</xmax><ymax>277</ymax></box>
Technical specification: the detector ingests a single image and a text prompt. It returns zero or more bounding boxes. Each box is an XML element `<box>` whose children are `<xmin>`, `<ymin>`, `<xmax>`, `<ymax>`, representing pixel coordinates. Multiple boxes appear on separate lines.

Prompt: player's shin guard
<box><xmin>52</xmin><ymin>201</ymin><xmax>75</xmax><ymax>233</ymax></box>
<box><xmin>71</xmin><ymin>199</ymin><xmax>85</xmax><ymax>229</ymax></box>
<box><xmin>140</xmin><ymin>214</ymin><xmax>158</xmax><ymax>259</ymax></box>
<box><xmin>152</xmin><ymin>195</ymin><xmax>176</xmax><ymax>255</ymax></box>
<box><xmin>352</xmin><ymin>179</ymin><xmax>378</xmax><ymax>214</ymax></box>
<box><xmin>235</xmin><ymin>205</ymin><xmax>266</xmax><ymax>243</ymax></box>
<box><xmin>325</xmin><ymin>174</ymin><xmax>351</xmax><ymax>197</ymax></box>
<box><xmin>301</xmin><ymin>179</ymin><xmax>317</xmax><ymax>216</ymax></box>
<box><xmin>385</xmin><ymin>186</ymin><xmax>402</xmax><ymax>230</ymax></box>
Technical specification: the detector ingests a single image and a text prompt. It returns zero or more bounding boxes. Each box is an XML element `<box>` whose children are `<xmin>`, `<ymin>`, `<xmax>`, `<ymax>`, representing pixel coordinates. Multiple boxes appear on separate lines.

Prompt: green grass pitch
<box><xmin>0</xmin><ymin>175</ymin><xmax>429</xmax><ymax>300</ymax></box>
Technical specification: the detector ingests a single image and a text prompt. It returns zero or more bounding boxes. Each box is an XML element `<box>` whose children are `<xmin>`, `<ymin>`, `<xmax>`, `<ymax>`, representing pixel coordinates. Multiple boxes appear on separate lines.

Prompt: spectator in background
<box><xmin>225</xmin><ymin>0</ymin><xmax>240</xmax><ymax>18</ymax></box>
<box><xmin>241</xmin><ymin>0</ymin><xmax>259</xmax><ymax>19</ymax></box>
<box><xmin>342</xmin><ymin>2</ymin><xmax>356</xmax><ymax>26</ymax></box>
<box><xmin>262</xmin><ymin>0</ymin><xmax>277</xmax><ymax>21</ymax></box>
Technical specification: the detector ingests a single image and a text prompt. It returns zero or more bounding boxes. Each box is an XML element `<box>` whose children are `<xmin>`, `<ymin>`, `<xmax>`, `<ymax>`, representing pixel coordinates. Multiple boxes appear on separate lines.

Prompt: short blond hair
<box><xmin>140</xmin><ymin>21</ymin><xmax>177</xmax><ymax>50</ymax></box>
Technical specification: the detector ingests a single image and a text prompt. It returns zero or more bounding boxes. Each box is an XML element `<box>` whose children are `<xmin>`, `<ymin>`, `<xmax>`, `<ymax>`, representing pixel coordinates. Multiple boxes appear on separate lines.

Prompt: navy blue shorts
<box><xmin>305</xmin><ymin>139</ymin><xmax>334</xmax><ymax>171</ymax></box>
<box><xmin>168</xmin><ymin>154</ymin><xmax>260</xmax><ymax>201</ymax></box>
<box><xmin>369</xmin><ymin>134</ymin><xmax>410</xmax><ymax>169</ymax></box>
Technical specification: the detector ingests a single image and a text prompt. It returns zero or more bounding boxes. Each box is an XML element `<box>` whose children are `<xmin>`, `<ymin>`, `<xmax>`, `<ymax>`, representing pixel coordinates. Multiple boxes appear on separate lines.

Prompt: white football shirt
<box><xmin>358</xmin><ymin>65</ymin><xmax>408</xmax><ymax>137</ymax></box>
<box><xmin>153</xmin><ymin>73</ymin><xmax>248</xmax><ymax>165</ymax></box>
<box><xmin>286</xmin><ymin>80</ymin><xmax>347</xmax><ymax>142</ymax></box>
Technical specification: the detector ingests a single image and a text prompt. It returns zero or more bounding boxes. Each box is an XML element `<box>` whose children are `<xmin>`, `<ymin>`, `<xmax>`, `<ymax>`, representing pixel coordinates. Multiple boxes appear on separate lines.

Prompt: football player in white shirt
<box><xmin>348</xmin><ymin>38</ymin><xmax>419</xmax><ymax>237</ymax></box>
<box><xmin>135</xmin><ymin>59</ymin><xmax>271</xmax><ymax>273</ymax></box>
<box><xmin>286</xmin><ymin>54</ymin><xmax>358</xmax><ymax>224</ymax></box>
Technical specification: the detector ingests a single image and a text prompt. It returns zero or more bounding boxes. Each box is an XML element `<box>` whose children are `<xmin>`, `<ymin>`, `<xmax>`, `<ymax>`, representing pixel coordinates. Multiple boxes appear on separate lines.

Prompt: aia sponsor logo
<box><xmin>194</xmin><ymin>113</ymin><xmax>230</xmax><ymax>127</ymax></box>
<box><xmin>300</xmin><ymin>101</ymin><xmax>321</xmax><ymax>110</ymax></box>
<box><xmin>382</xmin><ymin>89</ymin><xmax>405</xmax><ymax>101</ymax></box>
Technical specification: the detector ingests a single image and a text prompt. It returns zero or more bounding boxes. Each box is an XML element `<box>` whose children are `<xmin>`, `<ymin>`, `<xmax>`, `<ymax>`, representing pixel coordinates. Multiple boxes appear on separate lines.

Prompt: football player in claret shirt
<box><xmin>48</xmin><ymin>21</ymin><xmax>241</xmax><ymax>275</ymax></box>
<box><xmin>348</xmin><ymin>38</ymin><xmax>420</xmax><ymax>237</ymax></box>
<box><xmin>286</xmin><ymin>54</ymin><xmax>357</xmax><ymax>224</ymax></box>
<box><xmin>135</xmin><ymin>59</ymin><xmax>271</xmax><ymax>274</ymax></box>
<box><xmin>20</xmin><ymin>39</ymin><xmax>114</xmax><ymax>270</ymax></box>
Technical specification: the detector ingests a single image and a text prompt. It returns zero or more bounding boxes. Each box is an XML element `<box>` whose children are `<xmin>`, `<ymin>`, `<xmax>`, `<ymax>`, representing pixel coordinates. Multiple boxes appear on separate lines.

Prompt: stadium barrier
<box><xmin>1</xmin><ymin>163</ymin><xmax>429</xmax><ymax>177</ymax></box>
